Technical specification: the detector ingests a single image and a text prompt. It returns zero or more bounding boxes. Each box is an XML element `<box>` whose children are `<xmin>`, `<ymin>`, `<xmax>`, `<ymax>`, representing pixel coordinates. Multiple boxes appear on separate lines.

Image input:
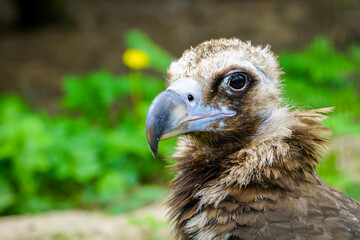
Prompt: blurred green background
<box><xmin>0</xmin><ymin>1</ymin><xmax>359</xmax><ymax>239</ymax></box>
<box><xmin>1</xmin><ymin>30</ymin><xmax>360</xmax><ymax>215</ymax></box>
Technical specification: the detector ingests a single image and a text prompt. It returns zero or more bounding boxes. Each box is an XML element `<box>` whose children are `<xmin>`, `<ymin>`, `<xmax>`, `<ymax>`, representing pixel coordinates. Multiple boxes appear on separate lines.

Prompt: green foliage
<box><xmin>318</xmin><ymin>152</ymin><xmax>360</xmax><ymax>200</ymax></box>
<box><xmin>280</xmin><ymin>36</ymin><xmax>360</xmax><ymax>134</ymax></box>
<box><xmin>0</xmin><ymin>31</ymin><xmax>359</xmax><ymax>215</ymax></box>
<box><xmin>0</xmin><ymin>31</ymin><xmax>176</xmax><ymax>215</ymax></box>
<box><xmin>318</xmin><ymin>152</ymin><xmax>348</xmax><ymax>188</ymax></box>
<box><xmin>0</xmin><ymin>93</ymin><xmax>172</xmax><ymax>214</ymax></box>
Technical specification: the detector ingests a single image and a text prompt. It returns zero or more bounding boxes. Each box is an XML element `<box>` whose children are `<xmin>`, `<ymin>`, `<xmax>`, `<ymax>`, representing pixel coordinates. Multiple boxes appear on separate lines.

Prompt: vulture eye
<box><xmin>226</xmin><ymin>72</ymin><xmax>248</xmax><ymax>91</ymax></box>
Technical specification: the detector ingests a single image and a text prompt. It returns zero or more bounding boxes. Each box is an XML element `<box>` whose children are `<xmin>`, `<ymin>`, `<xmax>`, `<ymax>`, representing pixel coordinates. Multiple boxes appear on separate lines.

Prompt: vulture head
<box><xmin>146</xmin><ymin>39</ymin><xmax>281</xmax><ymax>157</ymax></box>
<box><xmin>145</xmin><ymin>38</ymin><xmax>360</xmax><ymax>240</ymax></box>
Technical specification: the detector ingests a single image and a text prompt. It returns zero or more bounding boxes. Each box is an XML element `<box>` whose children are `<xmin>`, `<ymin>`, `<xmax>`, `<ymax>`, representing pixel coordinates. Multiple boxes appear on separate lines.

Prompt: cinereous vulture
<box><xmin>146</xmin><ymin>38</ymin><xmax>360</xmax><ymax>240</ymax></box>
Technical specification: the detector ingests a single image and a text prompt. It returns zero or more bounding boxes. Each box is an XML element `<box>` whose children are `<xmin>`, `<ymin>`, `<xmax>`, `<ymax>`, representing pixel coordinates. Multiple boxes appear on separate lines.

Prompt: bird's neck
<box><xmin>167</xmin><ymin>108</ymin><xmax>331</xmax><ymax>238</ymax></box>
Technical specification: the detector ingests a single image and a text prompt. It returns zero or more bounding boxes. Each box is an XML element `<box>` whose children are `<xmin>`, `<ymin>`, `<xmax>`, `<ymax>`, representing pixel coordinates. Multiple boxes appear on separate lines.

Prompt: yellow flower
<box><xmin>122</xmin><ymin>49</ymin><xmax>150</xmax><ymax>70</ymax></box>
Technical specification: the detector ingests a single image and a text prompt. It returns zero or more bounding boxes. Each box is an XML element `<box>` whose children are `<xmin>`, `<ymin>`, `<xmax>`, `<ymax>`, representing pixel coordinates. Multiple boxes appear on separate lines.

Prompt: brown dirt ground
<box><xmin>0</xmin><ymin>202</ymin><xmax>174</xmax><ymax>240</ymax></box>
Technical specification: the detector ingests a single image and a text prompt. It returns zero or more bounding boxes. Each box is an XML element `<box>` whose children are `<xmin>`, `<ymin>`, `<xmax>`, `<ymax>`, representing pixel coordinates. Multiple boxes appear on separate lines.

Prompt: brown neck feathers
<box><xmin>167</xmin><ymin>108</ymin><xmax>332</xmax><ymax>238</ymax></box>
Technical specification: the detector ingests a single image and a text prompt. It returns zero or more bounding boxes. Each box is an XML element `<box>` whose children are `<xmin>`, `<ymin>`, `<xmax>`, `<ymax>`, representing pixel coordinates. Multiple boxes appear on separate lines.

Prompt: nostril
<box><xmin>187</xmin><ymin>94</ymin><xmax>194</xmax><ymax>102</ymax></box>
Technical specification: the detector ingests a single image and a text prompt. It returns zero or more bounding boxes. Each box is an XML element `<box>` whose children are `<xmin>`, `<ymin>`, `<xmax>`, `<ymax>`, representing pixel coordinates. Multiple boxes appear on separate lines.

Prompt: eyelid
<box><xmin>224</xmin><ymin>70</ymin><xmax>243</xmax><ymax>79</ymax></box>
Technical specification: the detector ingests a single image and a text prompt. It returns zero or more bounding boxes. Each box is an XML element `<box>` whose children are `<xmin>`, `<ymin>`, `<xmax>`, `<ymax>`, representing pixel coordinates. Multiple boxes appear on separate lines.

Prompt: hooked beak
<box><xmin>145</xmin><ymin>78</ymin><xmax>235</xmax><ymax>157</ymax></box>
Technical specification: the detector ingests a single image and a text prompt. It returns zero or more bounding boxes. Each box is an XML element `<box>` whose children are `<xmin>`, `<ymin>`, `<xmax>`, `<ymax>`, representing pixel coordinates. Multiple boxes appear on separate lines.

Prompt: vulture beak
<box><xmin>146</xmin><ymin>78</ymin><xmax>236</xmax><ymax>157</ymax></box>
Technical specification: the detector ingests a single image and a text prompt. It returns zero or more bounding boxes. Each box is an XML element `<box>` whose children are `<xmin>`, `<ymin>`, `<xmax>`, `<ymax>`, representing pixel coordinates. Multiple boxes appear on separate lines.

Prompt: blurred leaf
<box><xmin>96</xmin><ymin>171</ymin><xmax>127</xmax><ymax>203</ymax></box>
<box><xmin>0</xmin><ymin>176</ymin><xmax>14</xmax><ymax>211</ymax></box>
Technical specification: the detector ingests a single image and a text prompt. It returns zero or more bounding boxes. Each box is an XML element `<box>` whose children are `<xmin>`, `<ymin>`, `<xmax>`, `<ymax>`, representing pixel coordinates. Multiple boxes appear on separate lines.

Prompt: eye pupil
<box><xmin>228</xmin><ymin>73</ymin><xmax>247</xmax><ymax>90</ymax></box>
<box><xmin>187</xmin><ymin>94</ymin><xmax>194</xmax><ymax>101</ymax></box>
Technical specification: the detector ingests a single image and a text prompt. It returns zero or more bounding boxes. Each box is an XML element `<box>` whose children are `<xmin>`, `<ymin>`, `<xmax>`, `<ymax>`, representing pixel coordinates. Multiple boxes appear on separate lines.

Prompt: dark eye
<box><xmin>226</xmin><ymin>72</ymin><xmax>248</xmax><ymax>91</ymax></box>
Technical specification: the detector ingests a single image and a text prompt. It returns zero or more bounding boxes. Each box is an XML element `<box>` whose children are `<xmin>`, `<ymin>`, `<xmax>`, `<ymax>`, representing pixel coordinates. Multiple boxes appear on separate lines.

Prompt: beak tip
<box><xmin>146</xmin><ymin>123</ymin><xmax>159</xmax><ymax>158</ymax></box>
<box><xmin>148</xmin><ymin>143</ymin><xmax>158</xmax><ymax>158</ymax></box>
